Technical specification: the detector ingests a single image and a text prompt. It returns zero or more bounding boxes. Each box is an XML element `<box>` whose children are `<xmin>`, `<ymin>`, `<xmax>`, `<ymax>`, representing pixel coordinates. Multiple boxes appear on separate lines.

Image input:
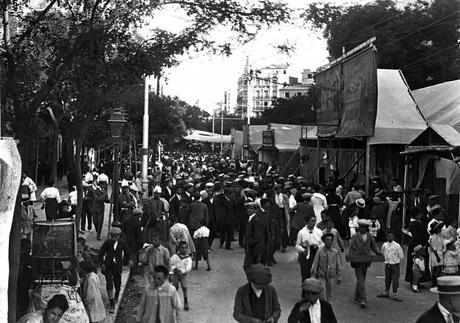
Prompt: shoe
<box><xmin>97</xmin><ymin>237</ymin><xmax>102</xmax><ymax>241</ymax></box>
<box><xmin>79</xmin><ymin>230</ymin><xmax>86</xmax><ymax>234</ymax></box>
<box><xmin>377</xmin><ymin>293</ymin><xmax>389</xmax><ymax>298</ymax></box>
<box><xmin>393</xmin><ymin>297</ymin><xmax>403</xmax><ymax>302</ymax></box>
<box><xmin>360</xmin><ymin>301</ymin><xmax>367</xmax><ymax>308</ymax></box>
<box><xmin>418</xmin><ymin>284</ymin><xmax>426</xmax><ymax>290</ymax></box>
<box><xmin>184</xmin><ymin>304</ymin><xmax>189</xmax><ymax>311</ymax></box>
<box><xmin>206</xmin><ymin>268</ymin><xmax>211</xmax><ymax>271</ymax></box>
<box><xmin>225</xmin><ymin>247</ymin><xmax>234</xmax><ymax>250</ymax></box>
<box><xmin>412</xmin><ymin>289</ymin><xmax>420</xmax><ymax>293</ymax></box>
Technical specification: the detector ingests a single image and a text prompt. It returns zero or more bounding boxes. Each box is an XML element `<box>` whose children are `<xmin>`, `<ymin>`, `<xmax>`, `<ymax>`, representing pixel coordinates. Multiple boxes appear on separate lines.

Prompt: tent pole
<box><xmin>402</xmin><ymin>156</ymin><xmax>409</xmax><ymax>244</ymax></box>
<box><xmin>316</xmin><ymin>137</ymin><xmax>320</xmax><ymax>183</ymax></box>
<box><xmin>365</xmin><ymin>138</ymin><xmax>370</xmax><ymax>195</ymax></box>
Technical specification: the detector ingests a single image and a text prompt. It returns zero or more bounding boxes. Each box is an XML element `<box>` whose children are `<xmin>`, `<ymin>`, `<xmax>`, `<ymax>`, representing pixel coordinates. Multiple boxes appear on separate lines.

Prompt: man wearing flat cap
<box><xmin>233</xmin><ymin>264</ymin><xmax>281</xmax><ymax>322</ymax></box>
<box><xmin>288</xmin><ymin>278</ymin><xmax>337</xmax><ymax>323</ymax></box>
<box><xmin>99</xmin><ymin>226</ymin><xmax>131</xmax><ymax>313</ymax></box>
<box><xmin>416</xmin><ymin>276</ymin><xmax>460</xmax><ymax>323</ymax></box>
<box><xmin>244</xmin><ymin>201</ymin><xmax>270</xmax><ymax>270</ymax></box>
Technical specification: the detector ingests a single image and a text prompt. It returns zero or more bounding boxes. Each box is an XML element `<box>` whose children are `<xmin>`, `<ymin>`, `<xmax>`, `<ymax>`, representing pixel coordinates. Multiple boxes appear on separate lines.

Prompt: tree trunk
<box><xmin>47</xmin><ymin>108</ymin><xmax>59</xmax><ymax>181</ymax></box>
<box><xmin>75</xmin><ymin>138</ymin><xmax>83</xmax><ymax>232</ymax></box>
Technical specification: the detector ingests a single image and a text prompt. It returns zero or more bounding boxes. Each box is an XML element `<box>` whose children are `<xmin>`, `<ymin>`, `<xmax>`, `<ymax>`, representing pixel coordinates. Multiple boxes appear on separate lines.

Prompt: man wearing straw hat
<box><xmin>416</xmin><ymin>276</ymin><xmax>460</xmax><ymax>322</ymax></box>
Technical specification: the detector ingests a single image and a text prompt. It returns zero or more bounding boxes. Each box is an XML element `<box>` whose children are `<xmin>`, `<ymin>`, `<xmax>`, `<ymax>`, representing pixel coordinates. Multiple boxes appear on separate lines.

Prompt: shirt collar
<box><xmin>437</xmin><ymin>302</ymin><xmax>451</xmax><ymax>317</ymax></box>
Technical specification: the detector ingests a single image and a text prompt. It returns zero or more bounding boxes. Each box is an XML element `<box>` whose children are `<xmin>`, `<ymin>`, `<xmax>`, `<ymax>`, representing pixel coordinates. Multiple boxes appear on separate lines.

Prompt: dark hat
<box><xmin>246</xmin><ymin>264</ymin><xmax>272</xmax><ymax>285</ymax></box>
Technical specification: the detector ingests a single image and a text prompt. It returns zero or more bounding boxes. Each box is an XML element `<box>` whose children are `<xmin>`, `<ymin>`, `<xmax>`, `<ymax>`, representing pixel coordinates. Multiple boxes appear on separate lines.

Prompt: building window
<box><xmin>264</xmin><ymin>90</ymin><xmax>269</xmax><ymax>98</ymax></box>
<box><xmin>264</xmin><ymin>101</ymin><xmax>268</xmax><ymax>107</ymax></box>
<box><xmin>285</xmin><ymin>93</ymin><xmax>290</xmax><ymax>98</ymax></box>
<box><xmin>308</xmin><ymin>73</ymin><xmax>313</xmax><ymax>78</ymax></box>
<box><xmin>297</xmin><ymin>92</ymin><xmax>302</xmax><ymax>96</ymax></box>
<box><xmin>255</xmin><ymin>90</ymin><xmax>260</xmax><ymax>98</ymax></box>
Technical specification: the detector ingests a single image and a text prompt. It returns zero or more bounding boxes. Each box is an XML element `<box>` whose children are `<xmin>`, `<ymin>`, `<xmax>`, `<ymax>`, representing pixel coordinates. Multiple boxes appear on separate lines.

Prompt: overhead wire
<box><xmin>402</xmin><ymin>53</ymin><xmax>458</xmax><ymax>71</ymax></box>
<box><xmin>399</xmin><ymin>43</ymin><xmax>459</xmax><ymax>70</ymax></box>
<box><xmin>379</xmin><ymin>9</ymin><xmax>460</xmax><ymax>50</ymax></box>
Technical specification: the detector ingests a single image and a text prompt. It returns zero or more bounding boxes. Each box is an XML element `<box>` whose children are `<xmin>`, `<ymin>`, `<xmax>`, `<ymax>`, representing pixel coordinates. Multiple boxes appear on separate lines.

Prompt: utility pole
<box><xmin>220</xmin><ymin>106</ymin><xmax>224</xmax><ymax>155</ymax></box>
<box><xmin>212</xmin><ymin>114</ymin><xmax>215</xmax><ymax>151</ymax></box>
<box><xmin>141</xmin><ymin>76</ymin><xmax>149</xmax><ymax>199</ymax></box>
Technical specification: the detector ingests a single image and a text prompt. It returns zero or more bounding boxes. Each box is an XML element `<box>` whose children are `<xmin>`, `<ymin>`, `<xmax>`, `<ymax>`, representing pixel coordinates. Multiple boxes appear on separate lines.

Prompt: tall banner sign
<box><xmin>0</xmin><ymin>138</ymin><xmax>21</xmax><ymax>322</ymax></box>
<box><xmin>315</xmin><ymin>64</ymin><xmax>341</xmax><ymax>136</ymax></box>
<box><xmin>336</xmin><ymin>48</ymin><xmax>378</xmax><ymax>138</ymax></box>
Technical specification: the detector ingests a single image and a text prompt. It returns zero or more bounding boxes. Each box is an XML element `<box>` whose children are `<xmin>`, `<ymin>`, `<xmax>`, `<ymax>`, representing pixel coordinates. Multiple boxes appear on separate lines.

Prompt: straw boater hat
<box><xmin>356</xmin><ymin>198</ymin><xmax>366</xmax><ymax>208</ymax></box>
<box><xmin>109</xmin><ymin>227</ymin><xmax>122</xmax><ymax>235</ymax></box>
<box><xmin>430</xmin><ymin>276</ymin><xmax>460</xmax><ymax>294</ymax></box>
<box><xmin>411</xmin><ymin>244</ymin><xmax>424</xmax><ymax>256</ymax></box>
<box><xmin>357</xmin><ymin>219</ymin><xmax>372</xmax><ymax>227</ymax></box>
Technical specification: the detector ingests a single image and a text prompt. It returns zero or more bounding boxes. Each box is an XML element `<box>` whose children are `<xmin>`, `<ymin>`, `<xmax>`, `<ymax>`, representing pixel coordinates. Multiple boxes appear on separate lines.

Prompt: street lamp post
<box><xmin>108</xmin><ymin>110</ymin><xmax>127</xmax><ymax>233</ymax></box>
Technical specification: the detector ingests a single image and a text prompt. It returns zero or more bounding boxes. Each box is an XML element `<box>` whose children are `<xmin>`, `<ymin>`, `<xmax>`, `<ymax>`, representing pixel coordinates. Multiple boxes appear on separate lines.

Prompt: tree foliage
<box><xmin>252</xmin><ymin>86</ymin><xmax>318</xmax><ymax>125</ymax></box>
<box><xmin>304</xmin><ymin>0</ymin><xmax>460</xmax><ymax>89</ymax></box>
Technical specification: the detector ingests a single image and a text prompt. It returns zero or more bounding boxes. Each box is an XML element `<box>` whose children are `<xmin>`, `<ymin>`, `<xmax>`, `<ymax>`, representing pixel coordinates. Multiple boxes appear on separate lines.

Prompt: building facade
<box><xmin>236</xmin><ymin>61</ymin><xmax>314</xmax><ymax>118</ymax></box>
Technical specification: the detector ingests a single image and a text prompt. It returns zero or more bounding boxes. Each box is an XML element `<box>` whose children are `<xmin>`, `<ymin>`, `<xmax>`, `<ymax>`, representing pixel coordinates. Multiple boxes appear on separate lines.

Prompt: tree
<box><xmin>252</xmin><ymin>86</ymin><xmax>318</xmax><ymax>125</ymax></box>
<box><xmin>1</xmin><ymin>2</ymin><xmax>291</xmax><ymax>319</ymax></box>
<box><xmin>304</xmin><ymin>0</ymin><xmax>459</xmax><ymax>89</ymax></box>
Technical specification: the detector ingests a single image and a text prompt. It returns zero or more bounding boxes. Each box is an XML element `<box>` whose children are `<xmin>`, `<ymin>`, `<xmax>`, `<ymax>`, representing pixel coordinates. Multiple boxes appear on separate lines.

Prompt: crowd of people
<box><xmin>16</xmin><ymin>151</ymin><xmax>460</xmax><ymax>322</ymax></box>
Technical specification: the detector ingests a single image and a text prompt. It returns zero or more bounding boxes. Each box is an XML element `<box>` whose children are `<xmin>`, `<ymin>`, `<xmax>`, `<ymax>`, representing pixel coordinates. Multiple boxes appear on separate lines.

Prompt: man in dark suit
<box><xmin>169</xmin><ymin>184</ymin><xmax>183</xmax><ymax>222</ymax></box>
<box><xmin>122</xmin><ymin>208</ymin><xmax>143</xmax><ymax>275</ymax></box>
<box><xmin>233</xmin><ymin>264</ymin><xmax>281</xmax><ymax>323</ymax></box>
<box><xmin>288</xmin><ymin>278</ymin><xmax>338</xmax><ymax>323</ymax></box>
<box><xmin>416</xmin><ymin>276</ymin><xmax>460</xmax><ymax>323</ymax></box>
<box><xmin>203</xmin><ymin>185</ymin><xmax>216</xmax><ymax>248</ymax></box>
<box><xmin>243</xmin><ymin>201</ymin><xmax>270</xmax><ymax>270</ymax></box>
<box><xmin>236</xmin><ymin>192</ymin><xmax>250</xmax><ymax>248</ymax></box>
<box><xmin>99</xmin><ymin>227</ymin><xmax>131</xmax><ymax>313</ymax></box>
<box><xmin>214</xmin><ymin>183</ymin><xmax>234</xmax><ymax>250</ymax></box>
<box><xmin>161</xmin><ymin>178</ymin><xmax>173</xmax><ymax>202</ymax></box>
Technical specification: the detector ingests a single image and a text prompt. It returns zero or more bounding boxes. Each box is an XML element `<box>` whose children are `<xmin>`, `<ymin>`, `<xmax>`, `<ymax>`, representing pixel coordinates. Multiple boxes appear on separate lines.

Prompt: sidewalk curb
<box><xmin>109</xmin><ymin>267</ymin><xmax>131</xmax><ymax>322</ymax></box>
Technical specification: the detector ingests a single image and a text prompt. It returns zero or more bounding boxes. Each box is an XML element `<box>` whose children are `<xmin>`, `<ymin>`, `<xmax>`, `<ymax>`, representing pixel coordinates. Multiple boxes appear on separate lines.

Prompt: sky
<box><xmin>142</xmin><ymin>0</ymin><xmax>332</xmax><ymax>113</ymax></box>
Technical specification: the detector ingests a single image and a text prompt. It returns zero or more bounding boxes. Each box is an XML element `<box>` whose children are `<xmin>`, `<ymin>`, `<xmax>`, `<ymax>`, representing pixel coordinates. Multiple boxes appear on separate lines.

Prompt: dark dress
<box><xmin>44</xmin><ymin>198</ymin><xmax>59</xmax><ymax>220</ymax></box>
<box><xmin>404</xmin><ymin>219</ymin><xmax>431</xmax><ymax>283</ymax></box>
<box><xmin>326</xmin><ymin>193</ymin><xmax>345</xmax><ymax>237</ymax></box>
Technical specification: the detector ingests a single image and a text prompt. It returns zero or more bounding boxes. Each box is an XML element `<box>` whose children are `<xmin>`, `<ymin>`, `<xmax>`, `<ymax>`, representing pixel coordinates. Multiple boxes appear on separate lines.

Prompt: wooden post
<box><xmin>365</xmin><ymin>138</ymin><xmax>370</xmax><ymax>195</ymax></box>
<box><xmin>402</xmin><ymin>156</ymin><xmax>409</xmax><ymax>244</ymax></box>
<box><xmin>316</xmin><ymin>137</ymin><xmax>320</xmax><ymax>183</ymax></box>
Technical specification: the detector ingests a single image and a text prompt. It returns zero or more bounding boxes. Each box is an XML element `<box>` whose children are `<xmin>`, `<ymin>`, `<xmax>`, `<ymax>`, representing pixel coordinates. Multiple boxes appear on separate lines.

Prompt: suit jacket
<box><xmin>245</xmin><ymin>212</ymin><xmax>270</xmax><ymax>257</ymax></box>
<box><xmin>161</xmin><ymin>186</ymin><xmax>173</xmax><ymax>202</ymax></box>
<box><xmin>169</xmin><ymin>194</ymin><xmax>182</xmax><ymax>221</ymax></box>
<box><xmin>214</xmin><ymin>193</ymin><xmax>232</xmax><ymax>229</ymax></box>
<box><xmin>233</xmin><ymin>284</ymin><xmax>281</xmax><ymax>323</ymax></box>
<box><xmin>123</xmin><ymin>216</ymin><xmax>142</xmax><ymax>252</ymax></box>
<box><xmin>189</xmin><ymin>200</ymin><xmax>208</xmax><ymax>231</ymax></box>
<box><xmin>203</xmin><ymin>197</ymin><xmax>215</xmax><ymax>228</ymax></box>
<box><xmin>98</xmin><ymin>239</ymin><xmax>130</xmax><ymax>270</ymax></box>
<box><xmin>416</xmin><ymin>303</ymin><xmax>447</xmax><ymax>323</ymax></box>
<box><xmin>287</xmin><ymin>299</ymin><xmax>337</xmax><ymax>323</ymax></box>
